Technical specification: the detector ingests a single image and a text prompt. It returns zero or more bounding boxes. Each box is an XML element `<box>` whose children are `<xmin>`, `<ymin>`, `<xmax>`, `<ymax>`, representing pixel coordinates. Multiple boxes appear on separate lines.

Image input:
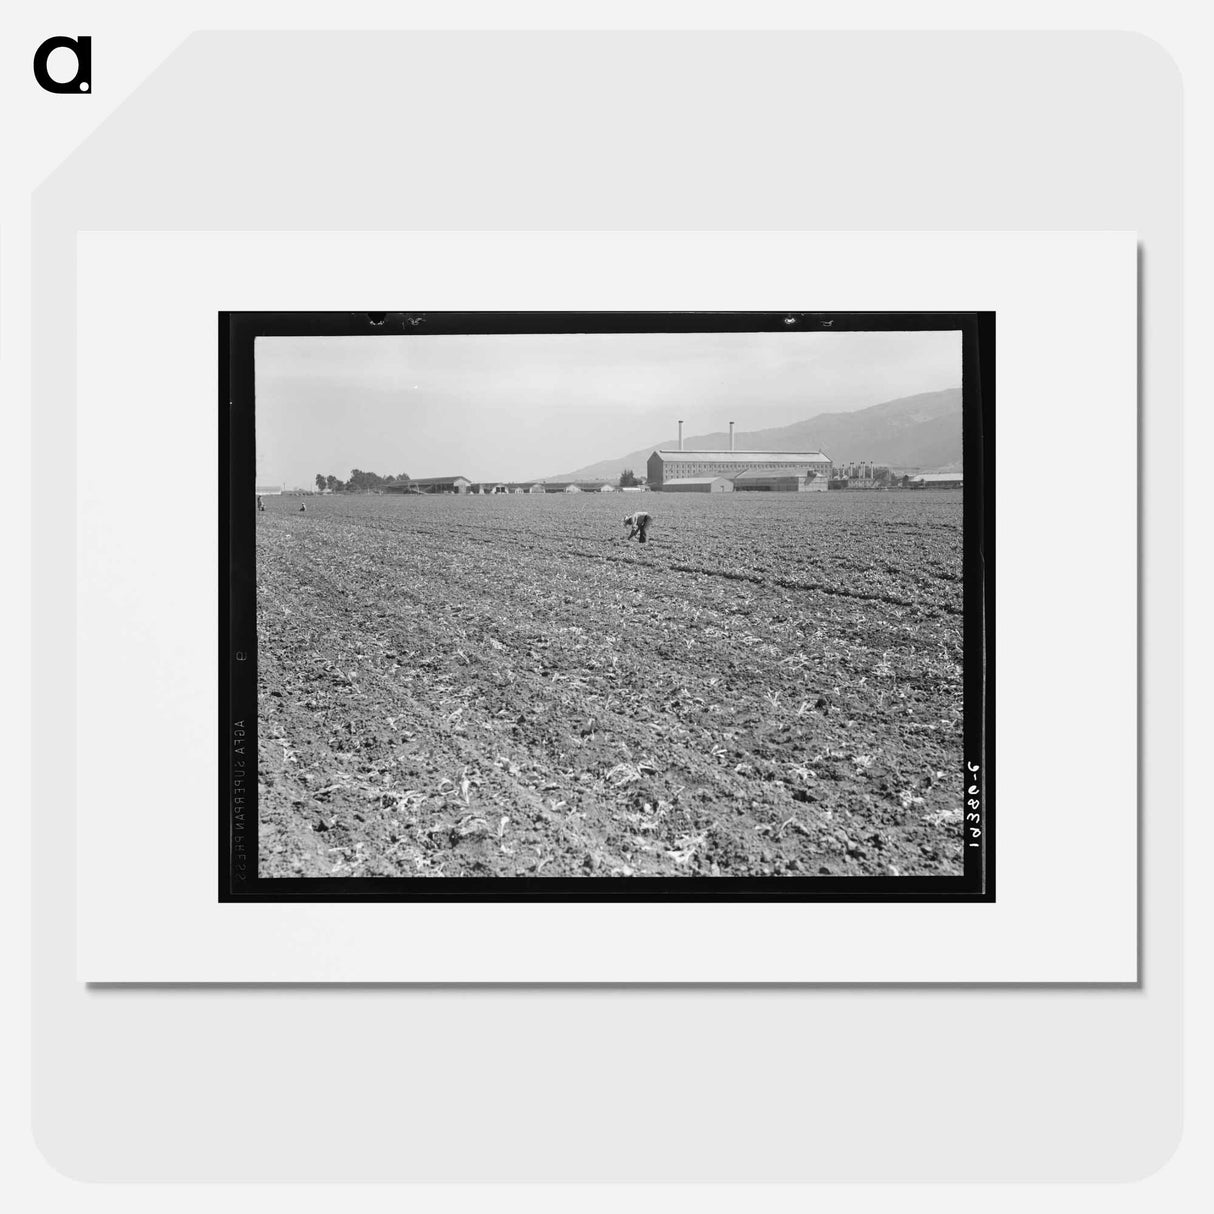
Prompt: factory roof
<box><xmin>410</xmin><ymin>475</ymin><xmax>472</xmax><ymax>485</ymax></box>
<box><xmin>911</xmin><ymin>473</ymin><xmax>964</xmax><ymax>483</ymax></box>
<box><xmin>663</xmin><ymin>477</ymin><xmax>733</xmax><ymax>486</ymax></box>
<box><xmin>655</xmin><ymin>449</ymin><xmax>831</xmax><ymax>464</ymax></box>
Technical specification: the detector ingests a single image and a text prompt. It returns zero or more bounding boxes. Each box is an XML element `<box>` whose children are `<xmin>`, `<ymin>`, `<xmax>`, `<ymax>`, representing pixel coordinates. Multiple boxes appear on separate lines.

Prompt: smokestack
<box><xmin>729</xmin><ymin>421</ymin><xmax>735</xmax><ymax>451</ymax></box>
<box><xmin>678</xmin><ymin>420</ymin><xmax>684</xmax><ymax>451</ymax></box>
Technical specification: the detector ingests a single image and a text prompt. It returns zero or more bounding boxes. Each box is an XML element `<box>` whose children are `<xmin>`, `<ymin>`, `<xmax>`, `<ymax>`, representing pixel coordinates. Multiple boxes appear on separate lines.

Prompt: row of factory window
<box><xmin>670</xmin><ymin>465</ymin><xmax>828</xmax><ymax>476</ymax></box>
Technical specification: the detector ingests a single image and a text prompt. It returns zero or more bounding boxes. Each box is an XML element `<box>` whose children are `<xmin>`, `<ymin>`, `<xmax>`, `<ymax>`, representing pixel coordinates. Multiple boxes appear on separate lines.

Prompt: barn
<box><xmin>647</xmin><ymin>449</ymin><xmax>831</xmax><ymax>489</ymax></box>
<box><xmin>662</xmin><ymin>476</ymin><xmax>734</xmax><ymax>493</ymax></box>
<box><xmin>732</xmin><ymin>466</ymin><xmax>827</xmax><ymax>492</ymax></box>
<box><xmin>410</xmin><ymin>476</ymin><xmax>472</xmax><ymax>495</ymax></box>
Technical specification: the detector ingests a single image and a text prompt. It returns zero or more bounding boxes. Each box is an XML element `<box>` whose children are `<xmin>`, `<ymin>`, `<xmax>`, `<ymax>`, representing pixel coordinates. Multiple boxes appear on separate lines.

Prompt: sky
<box><xmin>254</xmin><ymin>329</ymin><xmax>962</xmax><ymax>486</ymax></box>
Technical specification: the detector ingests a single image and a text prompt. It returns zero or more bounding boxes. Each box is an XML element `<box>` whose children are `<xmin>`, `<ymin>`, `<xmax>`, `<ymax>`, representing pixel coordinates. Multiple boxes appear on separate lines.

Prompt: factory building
<box><xmin>648</xmin><ymin>449</ymin><xmax>832</xmax><ymax>488</ymax></box>
<box><xmin>647</xmin><ymin>420</ymin><xmax>830</xmax><ymax>489</ymax></box>
<box><xmin>732</xmin><ymin>466</ymin><xmax>827</xmax><ymax>492</ymax></box>
<box><xmin>662</xmin><ymin>476</ymin><xmax>734</xmax><ymax>493</ymax></box>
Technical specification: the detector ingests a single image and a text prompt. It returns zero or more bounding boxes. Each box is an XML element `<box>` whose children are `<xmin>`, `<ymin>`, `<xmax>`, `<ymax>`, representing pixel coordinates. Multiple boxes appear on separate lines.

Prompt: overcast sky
<box><xmin>255</xmin><ymin>329</ymin><xmax>961</xmax><ymax>486</ymax></box>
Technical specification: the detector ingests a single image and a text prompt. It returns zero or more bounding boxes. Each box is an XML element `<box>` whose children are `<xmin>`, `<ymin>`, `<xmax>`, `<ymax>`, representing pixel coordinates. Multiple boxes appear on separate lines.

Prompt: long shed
<box><xmin>661</xmin><ymin>476</ymin><xmax>734</xmax><ymax>493</ymax></box>
<box><xmin>732</xmin><ymin>465</ymin><xmax>826</xmax><ymax>492</ymax></box>
<box><xmin>409</xmin><ymin>476</ymin><xmax>472</xmax><ymax>494</ymax></box>
<box><xmin>909</xmin><ymin>472</ymin><xmax>964</xmax><ymax>489</ymax></box>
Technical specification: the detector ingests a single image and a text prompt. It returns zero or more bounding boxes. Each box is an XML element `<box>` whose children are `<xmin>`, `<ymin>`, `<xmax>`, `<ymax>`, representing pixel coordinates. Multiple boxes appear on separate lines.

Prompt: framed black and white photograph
<box><xmin>222</xmin><ymin>310</ymin><xmax>994</xmax><ymax>901</ymax></box>
<box><xmin>73</xmin><ymin>228</ymin><xmax>1134</xmax><ymax>983</ymax></box>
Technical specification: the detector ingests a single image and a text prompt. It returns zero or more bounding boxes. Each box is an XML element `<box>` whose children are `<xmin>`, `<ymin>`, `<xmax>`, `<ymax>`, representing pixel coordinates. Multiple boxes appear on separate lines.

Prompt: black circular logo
<box><xmin>33</xmin><ymin>36</ymin><xmax>92</xmax><ymax>94</ymax></box>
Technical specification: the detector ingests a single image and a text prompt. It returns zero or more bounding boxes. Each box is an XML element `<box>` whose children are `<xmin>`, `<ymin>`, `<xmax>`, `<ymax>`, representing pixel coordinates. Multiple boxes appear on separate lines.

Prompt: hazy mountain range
<box><xmin>550</xmin><ymin>387</ymin><xmax>963</xmax><ymax>480</ymax></box>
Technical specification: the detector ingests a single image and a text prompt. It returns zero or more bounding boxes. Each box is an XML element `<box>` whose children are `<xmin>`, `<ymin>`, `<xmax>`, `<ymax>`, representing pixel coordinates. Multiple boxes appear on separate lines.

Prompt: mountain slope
<box><xmin>551</xmin><ymin>388</ymin><xmax>962</xmax><ymax>480</ymax></box>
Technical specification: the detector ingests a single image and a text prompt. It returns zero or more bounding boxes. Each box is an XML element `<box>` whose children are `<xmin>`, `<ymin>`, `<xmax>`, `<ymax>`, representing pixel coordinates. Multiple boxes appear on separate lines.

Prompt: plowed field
<box><xmin>256</xmin><ymin>491</ymin><xmax>965</xmax><ymax>878</ymax></box>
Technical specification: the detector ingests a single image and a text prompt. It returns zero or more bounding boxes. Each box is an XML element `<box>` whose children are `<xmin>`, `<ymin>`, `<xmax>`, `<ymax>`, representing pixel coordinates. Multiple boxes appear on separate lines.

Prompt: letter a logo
<box><xmin>33</xmin><ymin>35</ymin><xmax>92</xmax><ymax>93</ymax></box>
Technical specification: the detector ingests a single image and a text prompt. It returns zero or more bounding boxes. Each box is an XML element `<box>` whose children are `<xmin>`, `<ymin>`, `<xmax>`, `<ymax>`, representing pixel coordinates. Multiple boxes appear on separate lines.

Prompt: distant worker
<box><xmin>299</xmin><ymin>504</ymin><xmax>306</xmax><ymax>513</ymax></box>
<box><xmin>257</xmin><ymin>495</ymin><xmax>265</xmax><ymax>512</ymax></box>
<box><xmin>623</xmin><ymin>510</ymin><xmax>652</xmax><ymax>544</ymax></box>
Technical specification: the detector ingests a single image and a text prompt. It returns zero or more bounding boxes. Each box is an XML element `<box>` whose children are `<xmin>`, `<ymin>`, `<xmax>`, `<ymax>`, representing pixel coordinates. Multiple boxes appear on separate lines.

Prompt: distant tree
<box><xmin>318</xmin><ymin>469</ymin><xmax>408</xmax><ymax>492</ymax></box>
<box><xmin>619</xmin><ymin>468</ymin><xmax>639</xmax><ymax>488</ymax></box>
<box><xmin>347</xmin><ymin>468</ymin><xmax>388</xmax><ymax>493</ymax></box>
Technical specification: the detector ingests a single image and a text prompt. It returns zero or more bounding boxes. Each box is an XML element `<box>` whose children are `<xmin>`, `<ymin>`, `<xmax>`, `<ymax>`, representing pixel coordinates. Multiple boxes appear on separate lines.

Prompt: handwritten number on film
<box><xmin>965</xmin><ymin>760</ymin><xmax>981</xmax><ymax>848</ymax></box>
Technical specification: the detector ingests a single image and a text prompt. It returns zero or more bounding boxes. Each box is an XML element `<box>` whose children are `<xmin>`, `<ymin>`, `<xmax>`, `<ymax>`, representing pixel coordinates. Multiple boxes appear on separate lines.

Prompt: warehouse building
<box><xmin>662</xmin><ymin>476</ymin><xmax>734</xmax><ymax>493</ymax></box>
<box><xmin>647</xmin><ymin>448</ymin><xmax>832</xmax><ymax>489</ymax></box>
<box><xmin>409</xmin><ymin>475</ymin><xmax>472</xmax><ymax>495</ymax></box>
<box><xmin>732</xmin><ymin>466</ymin><xmax>827</xmax><ymax>492</ymax></box>
<box><xmin>908</xmin><ymin>472</ymin><xmax>963</xmax><ymax>489</ymax></box>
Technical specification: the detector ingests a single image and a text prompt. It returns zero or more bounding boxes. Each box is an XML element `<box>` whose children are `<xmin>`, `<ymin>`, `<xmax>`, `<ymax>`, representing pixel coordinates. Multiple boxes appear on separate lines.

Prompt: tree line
<box><xmin>314</xmin><ymin>470</ymin><xmax>411</xmax><ymax>493</ymax></box>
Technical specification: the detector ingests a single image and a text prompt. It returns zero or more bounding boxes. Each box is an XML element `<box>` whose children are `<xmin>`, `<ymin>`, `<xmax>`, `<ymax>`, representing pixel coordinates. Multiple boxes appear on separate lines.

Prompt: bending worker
<box><xmin>623</xmin><ymin>509</ymin><xmax>653</xmax><ymax>543</ymax></box>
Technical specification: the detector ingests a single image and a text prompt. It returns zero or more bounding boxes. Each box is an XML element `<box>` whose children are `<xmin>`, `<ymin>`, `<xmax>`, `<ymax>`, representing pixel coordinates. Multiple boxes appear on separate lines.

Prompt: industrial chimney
<box><xmin>678</xmin><ymin>420</ymin><xmax>684</xmax><ymax>451</ymax></box>
<box><xmin>729</xmin><ymin>421</ymin><xmax>735</xmax><ymax>451</ymax></box>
